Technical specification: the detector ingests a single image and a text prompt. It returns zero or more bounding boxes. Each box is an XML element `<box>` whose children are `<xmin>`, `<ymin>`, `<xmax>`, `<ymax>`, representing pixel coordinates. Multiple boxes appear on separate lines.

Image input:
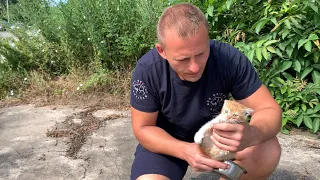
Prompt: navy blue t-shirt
<box><xmin>130</xmin><ymin>40</ymin><xmax>262</xmax><ymax>142</ymax></box>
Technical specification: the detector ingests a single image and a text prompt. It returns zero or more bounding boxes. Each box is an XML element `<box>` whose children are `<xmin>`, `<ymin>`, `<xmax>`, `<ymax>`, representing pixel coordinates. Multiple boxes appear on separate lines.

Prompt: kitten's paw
<box><xmin>194</xmin><ymin>132</ymin><xmax>204</xmax><ymax>144</ymax></box>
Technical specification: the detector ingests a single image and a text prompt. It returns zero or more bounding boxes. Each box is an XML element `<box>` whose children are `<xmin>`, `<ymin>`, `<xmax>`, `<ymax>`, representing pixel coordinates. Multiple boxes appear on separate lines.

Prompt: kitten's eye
<box><xmin>244</xmin><ymin>112</ymin><xmax>250</xmax><ymax>116</ymax></box>
<box><xmin>224</xmin><ymin>109</ymin><xmax>229</xmax><ymax>113</ymax></box>
<box><xmin>233</xmin><ymin>114</ymin><xmax>238</xmax><ymax>117</ymax></box>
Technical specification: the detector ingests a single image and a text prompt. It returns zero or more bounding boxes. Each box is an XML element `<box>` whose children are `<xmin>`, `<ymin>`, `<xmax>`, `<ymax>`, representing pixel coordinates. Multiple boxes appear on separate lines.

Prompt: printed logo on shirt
<box><xmin>132</xmin><ymin>80</ymin><xmax>148</xmax><ymax>100</ymax></box>
<box><xmin>207</xmin><ymin>93</ymin><xmax>227</xmax><ymax>116</ymax></box>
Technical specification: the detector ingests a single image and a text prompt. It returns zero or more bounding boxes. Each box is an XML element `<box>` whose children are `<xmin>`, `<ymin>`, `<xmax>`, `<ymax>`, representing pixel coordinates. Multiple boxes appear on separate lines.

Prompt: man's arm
<box><xmin>131</xmin><ymin>107</ymin><xmax>230</xmax><ymax>171</ymax></box>
<box><xmin>131</xmin><ymin>107</ymin><xmax>187</xmax><ymax>159</ymax></box>
<box><xmin>238</xmin><ymin>84</ymin><xmax>282</xmax><ymax>146</ymax></box>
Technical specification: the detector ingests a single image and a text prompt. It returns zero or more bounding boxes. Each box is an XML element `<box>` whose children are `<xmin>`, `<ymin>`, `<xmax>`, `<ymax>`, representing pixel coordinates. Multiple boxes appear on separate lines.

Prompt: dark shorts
<box><xmin>130</xmin><ymin>144</ymin><xmax>189</xmax><ymax>180</ymax></box>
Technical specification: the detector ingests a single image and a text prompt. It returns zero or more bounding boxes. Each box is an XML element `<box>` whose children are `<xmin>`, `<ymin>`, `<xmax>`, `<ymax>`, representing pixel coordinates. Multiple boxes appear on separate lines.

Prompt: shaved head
<box><xmin>157</xmin><ymin>3</ymin><xmax>209</xmax><ymax>47</ymax></box>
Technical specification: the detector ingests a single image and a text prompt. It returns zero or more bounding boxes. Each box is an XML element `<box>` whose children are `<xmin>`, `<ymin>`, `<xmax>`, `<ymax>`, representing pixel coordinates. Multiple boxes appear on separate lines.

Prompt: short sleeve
<box><xmin>228</xmin><ymin>46</ymin><xmax>262</xmax><ymax>100</ymax></box>
<box><xmin>130</xmin><ymin>63</ymin><xmax>160</xmax><ymax>112</ymax></box>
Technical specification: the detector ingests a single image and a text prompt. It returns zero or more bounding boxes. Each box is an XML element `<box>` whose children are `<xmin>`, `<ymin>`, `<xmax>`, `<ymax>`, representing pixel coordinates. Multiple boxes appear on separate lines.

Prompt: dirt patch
<box><xmin>46</xmin><ymin>106</ymin><xmax>124</xmax><ymax>158</ymax></box>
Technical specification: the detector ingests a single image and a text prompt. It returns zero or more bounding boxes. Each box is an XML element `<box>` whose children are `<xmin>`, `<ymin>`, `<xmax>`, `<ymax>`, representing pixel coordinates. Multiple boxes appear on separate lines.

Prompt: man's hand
<box><xmin>210</xmin><ymin>122</ymin><xmax>253</xmax><ymax>152</ymax></box>
<box><xmin>183</xmin><ymin>143</ymin><xmax>230</xmax><ymax>172</ymax></box>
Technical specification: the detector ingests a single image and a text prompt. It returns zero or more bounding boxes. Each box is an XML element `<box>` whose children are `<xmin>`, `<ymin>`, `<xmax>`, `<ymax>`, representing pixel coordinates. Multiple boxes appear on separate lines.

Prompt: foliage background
<box><xmin>0</xmin><ymin>0</ymin><xmax>319</xmax><ymax>134</ymax></box>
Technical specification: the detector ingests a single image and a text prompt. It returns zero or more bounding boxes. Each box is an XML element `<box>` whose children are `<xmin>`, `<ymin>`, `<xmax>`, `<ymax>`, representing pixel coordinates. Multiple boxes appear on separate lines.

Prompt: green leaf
<box><xmin>303</xmin><ymin>116</ymin><xmax>313</xmax><ymax>129</ymax></box>
<box><xmin>256</xmin><ymin>39</ymin><xmax>268</xmax><ymax>47</ymax></box>
<box><xmin>264</xmin><ymin>40</ymin><xmax>278</xmax><ymax>47</ymax></box>
<box><xmin>207</xmin><ymin>5</ymin><xmax>214</xmax><ymax>17</ymax></box>
<box><xmin>276</xmin><ymin>77</ymin><xmax>286</xmax><ymax>85</ymax></box>
<box><xmin>255</xmin><ymin>18</ymin><xmax>269</xmax><ymax>34</ymax></box>
<box><xmin>314</xmin><ymin>64</ymin><xmax>320</xmax><ymax>70</ymax></box>
<box><xmin>247</xmin><ymin>50</ymin><xmax>255</xmax><ymax>62</ymax></box>
<box><xmin>226</xmin><ymin>0</ymin><xmax>233</xmax><ymax>10</ymax></box>
<box><xmin>302</xmin><ymin>104</ymin><xmax>307</xmax><ymax>111</ymax></box>
<box><xmin>309</xmin><ymin>102</ymin><xmax>314</xmax><ymax>108</ymax></box>
<box><xmin>313</xmin><ymin>118</ymin><xmax>320</xmax><ymax>133</ymax></box>
<box><xmin>286</xmin><ymin>45</ymin><xmax>294</xmax><ymax>57</ymax></box>
<box><xmin>278</xmin><ymin>43</ymin><xmax>286</xmax><ymax>51</ymax></box>
<box><xmin>296</xmin><ymin>114</ymin><xmax>303</xmax><ymax>127</ymax></box>
<box><xmin>309</xmin><ymin>4</ymin><xmax>319</xmax><ymax>13</ymax></box>
<box><xmin>304</xmin><ymin>41</ymin><xmax>312</xmax><ymax>52</ymax></box>
<box><xmin>298</xmin><ymin>39</ymin><xmax>308</xmax><ymax>49</ymax></box>
<box><xmin>282</xmin><ymin>118</ymin><xmax>288</xmax><ymax>127</ymax></box>
<box><xmin>308</xmin><ymin>34</ymin><xmax>319</xmax><ymax>41</ymax></box>
<box><xmin>314</xmin><ymin>52</ymin><xmax>320</xmax><ymax>63</ymax></box>
<box><xmin>289</xmin><ymin>0</ymin><xmax>302</xmax><ymax>8</ymax></box>
<box><xmin>267</xmin><ymin>46</ymin><xmax>276</xmax><ymax>53</ymax></box>
<box><xmin>282</xmin><ymin>72</ymin><xmax>293</xmax><ymax>80</ymax></box>
<box><xmin>293</xmin><ymin>60</ymin><xmax>301</xmax><ymax>73</ymax></box>
<box><xmin>262</xmin><ymin>47</ymin><xmax>269</xmax><ymax>60</ymax></box>
<box><xmin>290</xmin><ymin>17</ymin><xmax>304</xmax><ymax>29</ymax></box>
<box><xmin>280</xmin><ymin>61</ymin><xmax>292</xmax><ymax>72</ymax></box>
<box><xmin>281</xmin><ymin>127</ymin><xmax>290</xmax><ymax>135</ymax></box>
<box><xmin>276</xmin><ymin>48</ymin><xmax>283</xmax><ymax>57</ymax></box>
<box><xmin>312</xmin><ymin>70</ymin><xmax>320</xmax><ymax>84</ymax></box>
<box><xmin>300</xmin><ymin>67</ymin><xmax>313</xmax><ymax>79</ymax></box>
<box><xmin>280</xmin><ymin>86</ymin><xmax>287</xmax><ymax>94</ymax></box>
<box><xmin>271</xmin><ymin>17</ymin><xmax>277</xmax><ymax>25</ymax></box>
<box><xmin>315</xmin><ymin>104</ymin><xmax>320</xmax><ymax>112</ymax></box>
<box><xmin>282</xmin><ymin>29</ymin><xmax>290</xmax><ymax>39</ymax></box>
<box><xmin>284</xmin><ymin>19</ymin><xmax>291</xmax><ymax>29</ymax></box>
<box><xmin>256</xmin><ymin>48</ymin><xmax>262</xmax><ymax>62</ymax></box>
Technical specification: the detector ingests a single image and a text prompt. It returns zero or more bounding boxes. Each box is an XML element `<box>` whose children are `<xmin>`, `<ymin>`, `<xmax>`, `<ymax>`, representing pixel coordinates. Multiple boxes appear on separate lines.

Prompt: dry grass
<box><xmin>0</xmin><ymin>68</ymin><xmax>132</xmax><ymax>110</ymax></box>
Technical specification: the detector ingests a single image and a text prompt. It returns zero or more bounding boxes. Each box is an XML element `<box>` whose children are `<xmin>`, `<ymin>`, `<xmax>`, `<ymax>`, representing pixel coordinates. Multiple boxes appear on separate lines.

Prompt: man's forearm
<box><xmin>249</xmin><ymin>107</ymin><xmax>282</xmax><ymax>146</ymax></box>
<box><xmin>135</xmin><ymin>126</ymin><xmax>190</xmax><ymax>160</ymax></box>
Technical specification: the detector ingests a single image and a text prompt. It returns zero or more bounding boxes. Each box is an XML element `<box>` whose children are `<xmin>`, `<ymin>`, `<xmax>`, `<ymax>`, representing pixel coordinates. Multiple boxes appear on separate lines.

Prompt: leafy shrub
<box><xmin>0</xmin><ymin>0</ymin><xmax>165</xmax><ymax>98</ymax></box>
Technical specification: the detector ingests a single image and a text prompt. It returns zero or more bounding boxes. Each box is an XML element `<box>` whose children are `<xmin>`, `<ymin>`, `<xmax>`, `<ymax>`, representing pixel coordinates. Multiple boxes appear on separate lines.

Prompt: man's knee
<box><xmin>235</xmin><ymin>136</ymin><xmax>281</xmax><ymax>179</ymax></box>
<box><xmin>136</xmin><ymin>174</ymin><xmax>170</xmax><ymax>180</ymax></box>
<box><xmin>258</xmin><ymin>136</ymin><xmax>281</xmax><ymax>166</ymax></box>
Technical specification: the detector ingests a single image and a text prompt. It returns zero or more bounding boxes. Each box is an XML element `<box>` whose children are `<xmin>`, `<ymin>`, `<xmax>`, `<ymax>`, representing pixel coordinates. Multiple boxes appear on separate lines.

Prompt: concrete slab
<box><xmin>0</xmin><ymin>105</ymin><xmax>319</xmax><ymax>180</ymax></box>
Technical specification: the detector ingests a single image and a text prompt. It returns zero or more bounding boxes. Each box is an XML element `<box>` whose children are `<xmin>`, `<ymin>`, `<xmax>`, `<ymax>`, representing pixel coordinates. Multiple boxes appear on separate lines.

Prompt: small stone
<box><xmin>72</xmin><ymin>118</ymin><xmax>82</xmax><ymax>124</ymax></box>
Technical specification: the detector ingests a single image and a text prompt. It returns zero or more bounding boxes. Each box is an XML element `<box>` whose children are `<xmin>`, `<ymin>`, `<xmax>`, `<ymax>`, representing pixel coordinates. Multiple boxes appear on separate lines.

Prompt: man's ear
<box><xmin>155</xmin><ymin>43</ymin><xmax>167</xmax><ymax>60</ymax></box>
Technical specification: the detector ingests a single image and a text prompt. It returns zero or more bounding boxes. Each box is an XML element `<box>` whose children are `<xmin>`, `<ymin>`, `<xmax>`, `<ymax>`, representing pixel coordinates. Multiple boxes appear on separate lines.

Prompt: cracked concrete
<box><xmin>0</xmin><ymin>105</ymin><xmax>320</xmax><ymax>180</ymax></box>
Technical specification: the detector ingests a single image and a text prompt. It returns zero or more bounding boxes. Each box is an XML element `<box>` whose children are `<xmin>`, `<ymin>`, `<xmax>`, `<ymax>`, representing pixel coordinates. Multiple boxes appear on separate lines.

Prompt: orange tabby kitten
<box><xmin>194</xmin><ymin>100</ymin><xmax>253</xmax><ymax>161</ymax></box>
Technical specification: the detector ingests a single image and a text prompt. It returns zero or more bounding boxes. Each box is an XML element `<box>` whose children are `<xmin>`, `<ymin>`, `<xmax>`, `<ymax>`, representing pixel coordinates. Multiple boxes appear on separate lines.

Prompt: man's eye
<box><xmin>196</xmin><ymin>53</ymin><xmax>204</xmax><ymax>57</ymax></box>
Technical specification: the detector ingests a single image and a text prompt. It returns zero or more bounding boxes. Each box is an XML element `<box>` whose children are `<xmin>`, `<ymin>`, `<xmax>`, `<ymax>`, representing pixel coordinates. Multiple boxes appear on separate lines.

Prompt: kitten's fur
<box><xmin>194</xmin><ymin>100</ymin><xmax>253</xmax><ymax>161</ymax></box>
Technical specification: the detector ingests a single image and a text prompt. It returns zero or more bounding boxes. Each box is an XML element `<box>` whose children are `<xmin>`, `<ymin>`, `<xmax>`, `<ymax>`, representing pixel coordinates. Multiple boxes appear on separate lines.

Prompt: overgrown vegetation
<box><xmin>0</xmin><ymin>0</ymin><xmax>319</xmax><ymax>134</ymax></box>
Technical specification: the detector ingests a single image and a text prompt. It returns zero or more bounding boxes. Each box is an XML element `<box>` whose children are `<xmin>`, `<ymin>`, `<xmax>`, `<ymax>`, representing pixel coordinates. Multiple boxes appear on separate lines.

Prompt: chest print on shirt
<box><xmin>132</xmin><ymin>80</ymin><xmax>148</xmax><ymax>100</ymax></box>
<box><xmin>206</xmin><ymin>93</ymin><xmax>227</xmax><ymax>116</ymax></box>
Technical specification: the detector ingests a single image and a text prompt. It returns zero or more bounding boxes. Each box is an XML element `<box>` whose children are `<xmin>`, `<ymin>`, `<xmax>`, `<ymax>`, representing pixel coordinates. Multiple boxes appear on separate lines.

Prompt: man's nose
<box><xmin>188</xmin><ymin>58</ymin><xmax>200</xmax><ymax>73</ymax></box>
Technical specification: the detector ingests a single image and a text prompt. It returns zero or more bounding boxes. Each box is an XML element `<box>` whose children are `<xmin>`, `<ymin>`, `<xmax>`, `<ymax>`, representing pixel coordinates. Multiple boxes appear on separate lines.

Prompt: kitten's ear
<box><xmin>244</xmin><ymin>108</ymin><xmax>254</xmax><ymax>116</ymax></box>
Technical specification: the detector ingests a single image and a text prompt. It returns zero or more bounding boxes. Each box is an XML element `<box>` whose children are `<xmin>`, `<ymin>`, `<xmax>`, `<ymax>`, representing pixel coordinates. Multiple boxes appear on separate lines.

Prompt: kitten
<box><xmin>194</xmin><ymin>100</ymin><xmax>253</xmax><ymax>161</ymax></box>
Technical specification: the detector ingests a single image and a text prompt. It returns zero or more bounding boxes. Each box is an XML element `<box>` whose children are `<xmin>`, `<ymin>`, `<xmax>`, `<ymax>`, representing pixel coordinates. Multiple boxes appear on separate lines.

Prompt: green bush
<box><xmin>0</xmin><ymin>0</ymin><xmax>165</xmax><ymax>97</ymax></box>
<box><xmin>8</xmin><ymin>0</ymin><xmax>165</xmax><ymax>69</ymax></box>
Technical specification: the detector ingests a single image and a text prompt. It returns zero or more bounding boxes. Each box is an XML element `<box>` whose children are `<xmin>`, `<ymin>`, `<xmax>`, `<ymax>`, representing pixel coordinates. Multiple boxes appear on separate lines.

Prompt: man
<box><xmin>130</xmin><ymin>2</ymin><xmax>282</xmax><ymax>180</ymax></box>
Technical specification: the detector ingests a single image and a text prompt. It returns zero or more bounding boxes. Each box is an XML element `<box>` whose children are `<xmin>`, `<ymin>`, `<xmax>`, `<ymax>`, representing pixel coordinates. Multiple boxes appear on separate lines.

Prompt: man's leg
<box><xmin>232</xmin><ymin>136</ymin><xmax>281</xmax><ymax>180</ymax></box>
<box><xmin>137</xmin><ymin>174</ymin><xmax>169</xmax><ymax>180</ymax></box>
<box><xmin>131</xmin><ymin>144</ymin><xmax>189</xmax><ymax>180</ymax></box>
